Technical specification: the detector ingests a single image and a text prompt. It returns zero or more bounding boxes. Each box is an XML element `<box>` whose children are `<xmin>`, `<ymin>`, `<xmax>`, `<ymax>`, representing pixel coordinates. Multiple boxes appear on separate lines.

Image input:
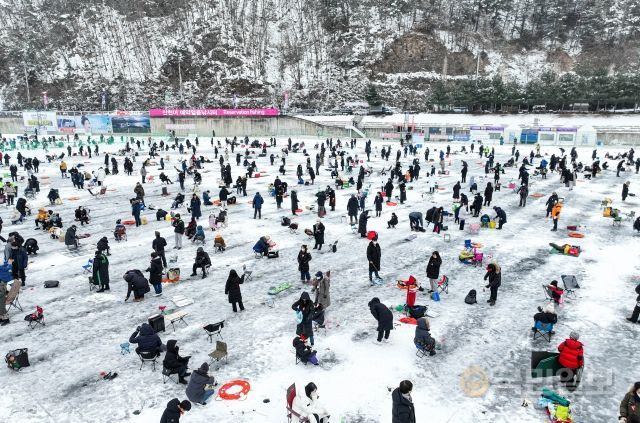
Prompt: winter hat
<box><xmin>315</xmin><ymin>271</ymin><xmax>323</xmax><ymax>279</ymax></box>
<box><xmin>179</xmin><ymin>400</ymin><xmax>192</xmax><ymax>411</ymax></box>
<box><xmin>550</xmin><ymin>280</ymin><xmax>558</xmax><ymax>287</ymax></box>
<box><xmin>198</xmin><ymin>362</ymin><xmax>209</xmax><ymax>373</ymax></box>
<box><xmin>569</xmin><ymin>331</ymin><xmax>580</xmax><ymax>341</ymax></box>
<box><xmin>151</xmin><ymin>252</ymin><xmax>158</xmax><ymax>258</ymax></box>
<box><xmin>543</xmin><ymin>303</ymin><xmax>556</xmax><ymax>314</ymax></box>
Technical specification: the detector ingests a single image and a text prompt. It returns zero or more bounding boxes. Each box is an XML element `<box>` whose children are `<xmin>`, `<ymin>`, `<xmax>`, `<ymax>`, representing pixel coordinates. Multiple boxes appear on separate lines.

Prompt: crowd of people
<box><xmin>0</xmin><ymin>132</ymin><xmax>637</xmax><ymax>422</ymax></box>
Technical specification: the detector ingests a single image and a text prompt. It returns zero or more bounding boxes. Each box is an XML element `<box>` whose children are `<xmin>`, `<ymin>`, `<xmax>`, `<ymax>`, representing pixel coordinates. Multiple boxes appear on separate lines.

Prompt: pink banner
<box><xmin>149</xmin><ymin>108</ymin><xmax>280</xmax><ymax>118</ymax></box>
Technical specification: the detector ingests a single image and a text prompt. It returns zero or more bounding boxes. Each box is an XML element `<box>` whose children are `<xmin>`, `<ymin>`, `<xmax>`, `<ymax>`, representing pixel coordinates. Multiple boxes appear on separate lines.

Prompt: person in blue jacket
<box><xmin>202</xmin><ymin>190</ymin><xmax>212</xmax><ymax>205</ymax></box>
<box><xmin>190</xmin><ymin>194</ymin><xmax>201</xmax><ymax>220</ymax></box>
<box><xmin>131</xmin><ymin>199</ymin><xmax>142</xmax><ymax>227</ymax></box>
<box><xmin>253</xmin><ymin>192</ymin><xmax>264</xmax><ymax>219</ymax></box>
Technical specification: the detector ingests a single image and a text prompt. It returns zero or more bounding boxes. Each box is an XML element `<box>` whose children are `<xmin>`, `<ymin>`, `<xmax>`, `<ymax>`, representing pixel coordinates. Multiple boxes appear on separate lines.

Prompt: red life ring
<box><xmin>218</xmin><ymin>380</ymin><xmax>250</xmax><ymax>400</ymax></box>
<box><xmin>568</xmin><ymin>231</ymin><xmax>584</xmax><ymax>238</ymax></box>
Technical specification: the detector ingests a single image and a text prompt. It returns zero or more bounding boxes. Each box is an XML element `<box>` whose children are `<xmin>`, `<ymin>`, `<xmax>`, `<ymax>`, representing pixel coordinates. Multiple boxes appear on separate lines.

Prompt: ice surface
<box><xmin>0</xmin><ymin>136</ymin><xmax>638</xmax><ymax>422</ymax></box>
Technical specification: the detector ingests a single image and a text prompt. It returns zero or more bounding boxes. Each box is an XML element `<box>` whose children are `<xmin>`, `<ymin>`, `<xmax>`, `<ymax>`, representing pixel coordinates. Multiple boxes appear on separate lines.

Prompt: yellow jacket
<box><xmin>36</xmin><ymin>208</ymin><xmax>48</xmax><ymax>220</ymax></box>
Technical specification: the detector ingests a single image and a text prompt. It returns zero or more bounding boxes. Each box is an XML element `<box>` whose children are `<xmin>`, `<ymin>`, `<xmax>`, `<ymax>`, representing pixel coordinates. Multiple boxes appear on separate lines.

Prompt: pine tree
<box><xmin>365</xmin><ymin>84</ymin><xmax>383</xmax><ymax>107</ymax></box>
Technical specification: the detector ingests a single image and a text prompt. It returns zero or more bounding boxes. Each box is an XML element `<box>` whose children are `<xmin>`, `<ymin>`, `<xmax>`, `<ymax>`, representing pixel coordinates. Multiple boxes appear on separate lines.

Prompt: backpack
<box><xmin>281</xmin><ymin>216</ymin><xmax>291</xmax><ymax>226</ymax></box>
<box><xmin>267</xmin><ymin>250</ymin><xmax>279</xmax><ymax>259</ymax></box>
<box><xmin>25</xmin><ymin>238</ymin><xmax>39</xmax><ymax>254</ymax></box>
<box><xmin>464</xmin><ymin>289</ymin><xmax>477</xmax><ymax>304</ymax></box>
<box><xmin>408</xmin><ymin>305</ymin><xmax>427</xmax><ymax>318</ymax></box>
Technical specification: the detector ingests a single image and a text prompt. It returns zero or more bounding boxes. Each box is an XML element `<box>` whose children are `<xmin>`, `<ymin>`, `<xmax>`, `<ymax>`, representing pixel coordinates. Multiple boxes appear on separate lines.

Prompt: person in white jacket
<box><xmin>292</xmin><ymin>382</ymin><xmax>330</xmax><ymax>423</ymax></box>
<box><xmin>96</xmin><ymin>167</ymin><xmax>106</xmax><ymax>186</ymax></box>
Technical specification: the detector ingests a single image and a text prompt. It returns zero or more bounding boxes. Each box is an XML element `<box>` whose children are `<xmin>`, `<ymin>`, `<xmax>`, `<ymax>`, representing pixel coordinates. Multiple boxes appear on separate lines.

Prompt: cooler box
<box><xmin>148</xmin><ymin>314</ymin><xmax>165</xmax><ymax>333</ymax></box>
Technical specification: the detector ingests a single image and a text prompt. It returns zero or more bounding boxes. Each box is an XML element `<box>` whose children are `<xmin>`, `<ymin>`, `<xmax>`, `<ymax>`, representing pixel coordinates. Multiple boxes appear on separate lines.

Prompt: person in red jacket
<box><xmin>558</xmin><ymin>331</ymin><xmax>584</xmax><ymax>387</ymax></box>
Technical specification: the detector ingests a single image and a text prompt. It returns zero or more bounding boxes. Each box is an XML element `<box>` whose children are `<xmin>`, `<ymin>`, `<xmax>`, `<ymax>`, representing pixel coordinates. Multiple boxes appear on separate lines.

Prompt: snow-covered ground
<box><xmin>0</xmin><ymin>136</ymin><xmax>638</xmax><ymax>423</ymax></box>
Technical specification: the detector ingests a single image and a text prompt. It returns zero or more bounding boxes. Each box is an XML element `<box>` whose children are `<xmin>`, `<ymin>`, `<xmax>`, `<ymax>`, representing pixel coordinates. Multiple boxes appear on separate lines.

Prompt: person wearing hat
<box><xmin>557</xmin><ymin>331</ymin><xmax>584</xmax><ymax>386</ymax></box>
<box><xmin>186</xmin><ymin>362</ymin><xmax>217</xmax><ymax>405</ymax></box>
<box><xmin>172</xmin><ymin>214</ymin><xmax>185</xmax><ymax>249</ymax></box>
<box><xmin>160</xmin><ymin>398</ymin><xmax>191</xmax><ymax>423</ymax></box>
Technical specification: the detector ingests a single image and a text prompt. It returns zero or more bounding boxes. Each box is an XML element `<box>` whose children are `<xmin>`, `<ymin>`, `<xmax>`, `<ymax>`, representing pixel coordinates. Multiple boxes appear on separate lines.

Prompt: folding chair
<box><xmin>24</xmin><ymin>306</ymin><xmax>45</xmax><ymax>329</ymax></box>
<box><xmin>286</xmin><ymin>384</ymin><xmax>310</xmax><ymax>423</ymax></box>
<box><xmin>203</xmin><ymin>321</ymin><xmax>224</xmax><ymax>342</ymax></box>
<box><xmin>532</xmin><ymin>321</ymin><xmax>555</xmax><ymax>343</ymax></box>
<box><xmin>5</xmin><ymin>281</ymin><xmax>23</xmax><ymax>313</ymax></box>
<box><xmin>137</xmin><ymin>351</ymin><xmax>158</xmax><ymax>371</ymax></box>
<box><xmin>208</xmin><ymin>341</ymin><xmax>228</xmax><ymax>365</ymax></box>
<box><xmin>561</xmin><ymin>275</ymin><xmax>580</xmax><ymax>299</ymax></box>
<box><xmin>82</xmin><ymin>258</ymin><xmax>94</xmax><ymax>274</ymax></box>
<box><xmin>162</xmin><ymin>366</ymin><xmax>179</xmax><ymax>384</ymax></box>
<box><xmin>542</xmin><ymin>285</ymin><xmax>554</xmax><ymax>301</ymax></box>
<box><xmin>436</xmin><ymin>275</ymin><xmax>449</xmax><ymax>295</ymax></box>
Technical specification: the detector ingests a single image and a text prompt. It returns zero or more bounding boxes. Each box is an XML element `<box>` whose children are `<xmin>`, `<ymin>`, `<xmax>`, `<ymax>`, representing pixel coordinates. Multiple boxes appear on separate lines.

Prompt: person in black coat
<box><xmin>297</xmin><ymin>245</ymin><xmax>312</xmax><ymax>282</ymax></box>
<box><xmin>493</xmin><ymin>206</ymin><xmax>507</xmax><ymax>229</ymax></box>
<box><xmin>471</xmin><ymin>193</ymin><xmax>483</xmax><ymax>217</ymax></box>
<box><xmin>96</xmin><ymin>236</ymin><xmax>110</xmax><ymax>256</ymax></box>
<box><xmin>291</xmin><ymin>190</ymin><xmax>299</xmax><ymax>216</ymax></box>
<box><xmin>160</xmin><ymin>398</ymin><xmax>191</xmax><ymax>423</ymax></box>
<box><xmin>163</xmin><ymin>340</ymin><xmax>191</xmax><ymax>384</ymax></box>
<box><xmin>358</xmin><ymin>210</ymin><xmax>369</xmax><ymax>237</ymax></box>
<box><xmin>622</xmin><ymin>181</ymin><xmax>630</xmax><ymax>202</ymax></box>
<box><xmin>368</xmin><ymin>297</ymin><xmax>393</xmax><ymax>342</ymax></box>
<box><xmin>292</xmin><ymin>335</ymin><xmax>318</xmax><ymax>365</ymax></box>
<box><xmin>484</xmin><ymin>263</ymin><xmax>502</xmax><ymax>306</ymax></box>
<box><xmin>92</xmin><ymin>250</ymin><xmax>110</xmax><ymax>292</ymax></box>
<box><xmin>124</xmin><ymin>269</ymin><xmax>150</xmax><ymax>302</ymax></box>
<box><xmin>460</xmin><ymin>193</ymin><xmax>469</xmax><ymax>212</ymax></box>
<box><xmin>152</xmin><ymin>231</ymin><xmax>168</xmax><ymax>268</ymax></box>
<box><xmin>146</xmin><ymin>252</ymin><xmax>164</xmax><ymax>296</ymax></box>
<box><xmin>367</xmin><ymin>238</ymin><xmax>381</xmax><ymax>282</ymax></box>
<box><xmin>545</xmin><ymin>192</ymin><xmax>558</xmax><ymax>218</ymax></box>
<box><xmin>399</xmin><ymin>181</ymin><xmax>407</xmax><ymax>204</ymax></box>
<box><xmin>452</xmin><ymin>181</ymin><xmax>461</xmax><ymax>199</ymax></box>
<box><xmin>373</xmin><ymin>193</ymin><xmax>384</xmax><ymax>217</ymax></box>
<box><xmin>384</xmin><ymin>179</ymin><xmax>394</xmax><ymax>199</ymax></box>
<box><xmin>312</xmin><ymin>220</ymin><xmax>325</xmax><ymax>250</ymax></box>
<box><xmin>347</xmin><ymin>194</ymin><xmax>359</xmax><ymax>224</ymax></box>
<box><xmin>627</xmin><ymin>284</ymin><xmax>640</xmax><ymax>323</ymax></box>
<box><xmin>392</xmin><ymin>380</ymin><xmax>416</xmax><ymax>423</ymax></box>
<box><xmin>292</xmin><ymin>292</ymin><xmax>315</xmax><ymax>345</ymax></box>
<box><xmin>129</xmin><ymin>323</ymin><xmax>162</xmax><ymax>357</ymax></box>
<box><xmin>426</xmin><ymin>251</ymin><xmax>442</xmax><ymax>292</ymax></box>
<box><xmin>191</xmin><ymin>247</ymin><xmax>211</xmax><ymax>278</ymax></box>
<box><xmin>484</xmin><ymin>183</ymin><xmax>493</xmax><ymax>206</ymax></box>
<box><xmin>387</xmin><ymin>212</ymin><xmax>398</xmax><ymax>229</ymax></box>
<box><xmin>225</xmin><ymin>269</ymin><xmax>245</xmax><ymax>312</ymax></box>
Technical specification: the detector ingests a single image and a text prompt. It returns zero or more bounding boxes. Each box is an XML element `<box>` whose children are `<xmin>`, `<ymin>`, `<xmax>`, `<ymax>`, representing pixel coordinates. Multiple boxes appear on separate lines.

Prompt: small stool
<box><xmin>120</xmin><ymin>342</ymin><xmax>131</xmax><ymax>355</ymax></box>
